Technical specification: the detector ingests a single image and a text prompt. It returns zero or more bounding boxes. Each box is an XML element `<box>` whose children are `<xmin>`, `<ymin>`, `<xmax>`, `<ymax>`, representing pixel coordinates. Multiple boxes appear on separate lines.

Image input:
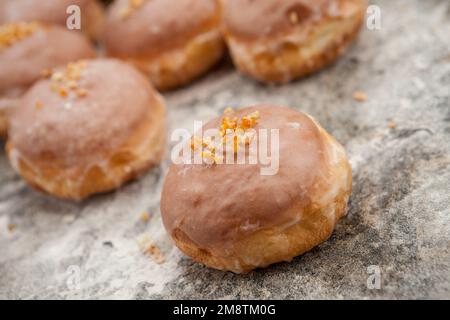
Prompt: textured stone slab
<box><xmin>0</xmin><ymin>0</ymin><xmax>449</xmax><ymax>299</ymax></box>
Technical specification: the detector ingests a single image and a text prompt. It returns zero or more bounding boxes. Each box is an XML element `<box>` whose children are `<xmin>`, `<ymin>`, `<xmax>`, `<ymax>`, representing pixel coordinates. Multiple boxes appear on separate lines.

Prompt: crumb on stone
<box><xmin>137</xmin><ymin>234</ymin><xmax>165</xmax><ymax>264</ymax></box>
<box><xmin>7</xmin><ymin>223</ymin><xmax>15</xmax><ymax>233</ymax></box>
<box><xmin>353</xmin><ymin>90</ymin><xmax>368</xmax><ymax>102</ymax></box>
<box><xmin>388</xmin><ymin>120</ymin><xmax>397</xmax><ymax>129</ymax></box>
<box><xmin>140</xmin><ymin>211</ymin><xmax>150</xmax><ymax>222</ymax></box>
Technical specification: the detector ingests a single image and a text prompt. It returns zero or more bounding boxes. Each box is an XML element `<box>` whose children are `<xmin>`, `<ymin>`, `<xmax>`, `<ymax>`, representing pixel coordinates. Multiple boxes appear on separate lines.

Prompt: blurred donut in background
<box><xmin>0</xmin><ymin>22</ymin><xmax>96</xmax><ymax>138</ymax></box>
<box><xmin>6</xmin><ymin>59</ymin><xmax>167</xmax><ymax>200</ymax></box>
<box><xmin>220</xmin><ymin>0</ymin><xmax>367</xmax><ymax>83</ymax></box>
<box><xmin>102</xmin><ymin>0</ymin><xmax>224</xmax><ymax>91</ymax></box>
<box><xmin>0</xmin><ymin>0</ymin><xmax>105</xmax><ymax>40</ymax></box>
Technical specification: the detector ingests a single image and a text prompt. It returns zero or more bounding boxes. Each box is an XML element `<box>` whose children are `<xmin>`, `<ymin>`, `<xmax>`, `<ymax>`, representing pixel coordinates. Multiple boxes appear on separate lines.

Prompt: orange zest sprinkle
<box><xmin>120</xmin><ymin>0</ymin><xmax>145</xmax><ymax>19</ymax></box>
<box><xmin>192</xmin><ymin>108</ymin><xmax>260</xmax><ymax>165</ymax></box>
<box><xmin>289</xmin><ymin>11</ymin><xmax>299</xmax><ymax>24</ymax></box>
<box><xmin>0</xmin><ymin>22</ymin><xmax>41</xmax><ymax>49</ymax></box>
<box><xmin>35</xmin><ymin>101</ymin><xmax>44</xmax><ymax>110</ymax></box>
<box><xmin>47</xmin><ymin>60</ymin><xmax>88</xmax><ymax>100</ymax></box>
<box><xmin>77</xmin><ymin>88</ymin><xmax>87</xmax><ymax>97</ymax></box>
<box><xmin>59</xmin><ymin>87</ymin><xmax>68</xmax><ymax>97</ymax></box>
<box><xmin>41</xmin><ymin>68</ymin><xmax>53</xmax><ymax>78</ymax></box>
<box><xmin>7</xmin><ymin>223</ymin><xmax>15</xmax><ymax>233</ymax></box>
<box><xmin>67</xmin><ymin>81</ymin><xmax>78</xmax><ymax>90</ymax></box>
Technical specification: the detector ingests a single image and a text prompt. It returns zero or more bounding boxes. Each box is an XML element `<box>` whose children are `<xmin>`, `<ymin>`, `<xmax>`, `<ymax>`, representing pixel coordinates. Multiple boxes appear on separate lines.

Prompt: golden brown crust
<box><xmin>6</xmin><ymin>59</ymin><xmax>167</xmax><ymax>200</ymax></box>
<box><xmin>0</xmin><ymin>98</ymin><xmax>18</xmax><ymax>139</ymax></box>
<box><xmin>83</xmin><ymin>0</ymin><xmax>105</xmax><ymax>40</ymax></box>
<box><xmin>161</xmin><ymin>105</ymin><xmax>352</xmax><ymax>273</ymax></box>
<box><xmin>0</xmin><ymin>0</ymin><xmax>105</xmax><ymax>40</ymax></box>
<box><xmin>123</xmin><ymin>29</ymin><xmax>225</xmax><ymax>91</ymax></box>
<box><xmin>6</xmin><ymin>108</ymin><xmax>166</xmax><ymax>200</ymax></box>
<box><xmin>221</xmin><ymin>0</ymin><xmax>367</xmax><ymax>83</ymax></box>
<box><xmin>102</xmin><ymin>0</ymin><xmax>224</xmax><ymax>90</ymax></box>
<box><xmin>171</xmin><ymin>188</ymin><xmax>350</xmax><ymax>273</ymax></box>
<box><xmin>0</xmin><ymin>113</ymin><xmax>6</xmax><ymax>139</ymax></box>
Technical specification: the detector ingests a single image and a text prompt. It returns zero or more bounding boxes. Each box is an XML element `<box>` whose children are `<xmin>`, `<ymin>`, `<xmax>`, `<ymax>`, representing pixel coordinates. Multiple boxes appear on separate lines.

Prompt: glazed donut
<box><xmin>220</xmin><ymin>0</ymin><xmax>367</xmax><ymax>83</ymax></box>
<box><xmin>0</xmin><ymin>0</ymin><xmax>105</xmax><ymax>40</ymax></box>
<box><xmin>102</xmin><ymin>0</ymin><xmax>224</xmax><ymax>91</ymax></box>
<box><xmin>6</xmin><ymin>59</ymin><xmax>166</xmax><ymax>201</ymax></box>
<box><xmin>0</xmin><ymin>22</ymin><xmax>96</xmax><ymax>137</ymax></box>
<box><xmin>161</xmin><ymin>105</ymin><xmax>352</xmax><ymax>273</ymax></box>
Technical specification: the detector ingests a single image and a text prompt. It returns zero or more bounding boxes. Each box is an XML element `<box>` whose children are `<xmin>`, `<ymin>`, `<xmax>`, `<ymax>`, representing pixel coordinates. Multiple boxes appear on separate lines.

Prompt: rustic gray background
<box><xmin>1</xmin><ymin>0</ymin><xmax>449</xmax><ymax>299</ymax></box>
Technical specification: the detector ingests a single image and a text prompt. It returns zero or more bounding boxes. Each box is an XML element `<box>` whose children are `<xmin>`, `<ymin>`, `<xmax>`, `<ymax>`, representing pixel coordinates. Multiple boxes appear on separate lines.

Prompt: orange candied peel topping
<box><xmin>35</xmin><ymin>101</ymin><xmax>44</xmax><ymax>110</ymax></box>
<box><xmin>120</xmin><ymin>0</ymin><xmax>146</xmax><ymax>19</ymax></box>
<box><xmin>46</xmin><ymin>60</ymin><xmax>89</xmax><ymax>99</ymax></box>
<box><xmin>289</xmin><ymin>11</ymin><xmax>300</xmax><ymax>24</ymax></box>
<box><xmin>191</xmin><ymin>108</ymin><xmax>260</xmax><ymax>164</ymax></box>
<box><xmin>0</xmin><ymin>22</ymin><xmax>42</xmax><ymax>48</ymax></box>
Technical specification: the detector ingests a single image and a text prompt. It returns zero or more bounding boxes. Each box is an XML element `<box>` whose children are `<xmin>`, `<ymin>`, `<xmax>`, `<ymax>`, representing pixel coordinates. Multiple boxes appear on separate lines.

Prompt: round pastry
<box><xmin>102</xmin><ymin>0</ymin><xmax>224</xmax><ymax>91</ymax></box>
<box><xmin>0</xmin><ymin>0</ymin><xmax>105</xmax><ymax>40</ymax></box>
<box><xmin>6</xmin><ymin>59</ymin><xmax>167</xmax><ymax>201</ymax></box>
<box><xmin>161</xmin><ymin>105</ymin><xmax>352</xmax><ymax>273</ymax></box>
<box><xmin>220</xmin><ymin>0</ymin><xmax>367</xmax><ymax>83</ymax></box>
<box><xmin>0</xmin><ymin>22</ymin><xmax>96</xmax><ymax>137</ymax></box>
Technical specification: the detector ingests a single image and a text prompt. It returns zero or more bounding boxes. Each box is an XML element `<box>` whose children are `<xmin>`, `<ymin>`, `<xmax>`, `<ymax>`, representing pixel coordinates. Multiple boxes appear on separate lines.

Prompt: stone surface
<box><xmin>1</xmin><ymin>0</ymin><xmax>449</xmax><ymax>299</ymax></box>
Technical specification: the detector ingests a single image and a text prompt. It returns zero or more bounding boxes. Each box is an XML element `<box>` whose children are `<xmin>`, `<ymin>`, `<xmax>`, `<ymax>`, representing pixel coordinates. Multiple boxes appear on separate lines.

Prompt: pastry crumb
<box><xmin>353</xmin><ymin>90</ymin><xmax>368</xmax><ymax>102</ymax></box>
<box><xmin>145</xmin><ymin>245</ymin><xmax>165</xmax><ymax>264</ymax></box>
<box><xmin>387</xmin><ymin>120</ymin><xmax>397</xmax><ymax>129</ymax></box>
<box><xmin>7</xmin><ymin>223</ymin><xmax>15</xmax><ymax>233</ymax></box>
<box><xmin>0</xmin><ymin>22</ymin><xmax>41</xmax><ymax>48</ymax></box>
<box><xmin>190</xmin><ymin>109</ymin><xmax>260</xmax><ymax>165</ymax></box>
<box><xmin>140</xmin><ymin>211</ymin><xmax>150</xmax><ymax>222</ymax></box>
<box><xmin>47</xmin><ymin>60</ymin><xmax>88</xmax><ymax>99</ymax></box>
<box><xmin>137</xmin><ymin>234</ymin><xmax>165</xmax><ymax>264</ymax></box>
<box><xmin>62</xmin><ymin>215</ymin><xmax>76</xmax><ymax>224</ymax></box>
